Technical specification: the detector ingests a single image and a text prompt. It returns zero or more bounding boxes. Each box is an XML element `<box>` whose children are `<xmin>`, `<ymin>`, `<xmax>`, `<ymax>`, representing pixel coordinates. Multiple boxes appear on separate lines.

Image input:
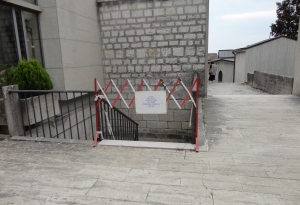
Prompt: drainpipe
<box><xmin>232</xmin><ymin>50</ymin><xmax>236</xmax><ymax>83</ymax></box>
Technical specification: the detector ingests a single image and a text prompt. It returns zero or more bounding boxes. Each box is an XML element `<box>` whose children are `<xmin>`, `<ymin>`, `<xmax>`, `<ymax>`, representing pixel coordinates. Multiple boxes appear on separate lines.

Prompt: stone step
<box><xmin>139</xmin><ymin>137</ymin><xmax>188</xmax><ymax>143</ymax></box>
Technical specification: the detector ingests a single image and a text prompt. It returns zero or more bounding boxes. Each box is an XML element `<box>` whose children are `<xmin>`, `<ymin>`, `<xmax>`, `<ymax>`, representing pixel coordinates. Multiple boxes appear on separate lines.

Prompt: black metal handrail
<box><xmin>99</xmin><ymin>98</ymin><xmax>138</xmax><ymax>141</ymax></box>
<box><xmin>9</xmin><ymin>90</ymin><xmax>139</xmax><ymax>141</ymax></box>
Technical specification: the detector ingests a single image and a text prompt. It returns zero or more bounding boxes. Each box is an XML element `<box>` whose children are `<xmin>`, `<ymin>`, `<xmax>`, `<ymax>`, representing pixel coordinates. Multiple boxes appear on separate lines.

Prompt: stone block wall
<box><xmin>247</xmin><ymin>72</ymin><xmax>254</xmax><ymax>86</ymax></box>
<box><xmin>97</xmin><ymin>0</ymin><xmax>208</xmax><ymax>139</ymax></box>
<box><xmin>253</xmin><ymin>71</ymin><xmax>294</xmax><ymax>95</ymax></box>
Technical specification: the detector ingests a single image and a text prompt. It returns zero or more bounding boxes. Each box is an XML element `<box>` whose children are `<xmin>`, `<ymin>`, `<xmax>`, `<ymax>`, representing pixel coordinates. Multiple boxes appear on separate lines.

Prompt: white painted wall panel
<box><xmin>245</xmin><ymin>38</ymin><xmax>296</xmax><ymax>77</ymax></box>
<box><xmin>218</xmin><ymin>62</ymin><xmax>234</xmax><ymax>83</ymax></box>
<box><xmin>234</xmin><ymin>52</ymin><xmax>246</xmax><ymax>83</ymax></box>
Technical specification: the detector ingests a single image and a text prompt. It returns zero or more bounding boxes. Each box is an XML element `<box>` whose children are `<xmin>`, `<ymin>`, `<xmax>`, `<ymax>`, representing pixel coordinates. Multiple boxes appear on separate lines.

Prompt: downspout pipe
<box><xmin>232</xmin><ymin>50</ymin><xmax>236</xmax><ymax>83</ymax></box>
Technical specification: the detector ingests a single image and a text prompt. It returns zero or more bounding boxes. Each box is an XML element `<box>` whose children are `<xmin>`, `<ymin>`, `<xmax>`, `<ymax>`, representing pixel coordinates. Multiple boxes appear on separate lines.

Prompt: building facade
<box><xmin>0</xmin><ymin>0</ymin><xmax>209</xmax><ymax>141</ymax></box>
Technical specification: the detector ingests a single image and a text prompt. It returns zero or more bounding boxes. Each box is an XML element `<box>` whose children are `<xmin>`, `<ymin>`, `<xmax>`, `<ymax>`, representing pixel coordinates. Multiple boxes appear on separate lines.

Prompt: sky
<box><xmin>209</xmin><ymin>0</ymin><xmax>278</xmax><ymax>53</ymax></box>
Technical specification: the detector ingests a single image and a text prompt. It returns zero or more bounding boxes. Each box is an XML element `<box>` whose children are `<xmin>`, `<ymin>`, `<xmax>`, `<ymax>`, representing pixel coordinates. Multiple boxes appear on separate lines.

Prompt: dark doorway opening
<box><xmin>218</xmin><ymin>70</ymin><xmax>223</xmax><ymax>82</ymax></box>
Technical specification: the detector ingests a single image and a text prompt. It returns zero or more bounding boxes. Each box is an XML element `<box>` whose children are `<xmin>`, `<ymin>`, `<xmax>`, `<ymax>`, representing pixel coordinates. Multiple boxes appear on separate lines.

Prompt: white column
<box><xmin>293</xmin><ymin>20</ymin><xmax>300</xmax><ymax>96</ymax></box>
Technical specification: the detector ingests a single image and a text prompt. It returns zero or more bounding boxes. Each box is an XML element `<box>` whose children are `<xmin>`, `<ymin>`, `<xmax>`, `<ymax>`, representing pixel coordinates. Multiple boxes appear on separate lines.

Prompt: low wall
<box><xmin>252</xmin><ymin>71</ymin><xmax>294</xmax><ymax>94</ymax></box>
<box><xmin>247</xmin><ymin>72</ymin><xmax>254</xmax><ymax>86</ymax></box>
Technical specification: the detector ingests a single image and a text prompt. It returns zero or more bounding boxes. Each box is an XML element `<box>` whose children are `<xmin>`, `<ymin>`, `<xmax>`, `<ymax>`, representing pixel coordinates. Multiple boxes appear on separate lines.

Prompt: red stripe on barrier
<box><xmin>195</xmin><ymin>76</ymin><xmax>199</xmax><ymax>152</ymax></box>
<box><xmin>128</xmin><ymin>79</ymin><xmax>144</xmax><ymax>108</ymax></box>
<box><xmin>154</xmin><ymin>79</ymin><xmax>163</xmax><ymax>91</ymax></box>
<box><xmin>112</xmin><ymin>80</ymin><xmax>128</xmax><ymax>107</ymax></box>
<box><xmin>166</xmin><ymin>78</ymin><xmax>180</xmax><ymax>102</ymax></box>
<box><xmin>180</xmin><ymin>78</ymin><xmax>198</xmax><ymax>108</ymax></box>
<box><xmin>98</xmin><ymin>80</ymin><xmax>112</xmax><ymax>104</ymax></box>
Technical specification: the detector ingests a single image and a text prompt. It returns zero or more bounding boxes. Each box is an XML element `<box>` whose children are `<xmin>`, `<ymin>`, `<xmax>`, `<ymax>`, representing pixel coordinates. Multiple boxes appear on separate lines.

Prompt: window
<box><xmin>23</xmin><ymin>0</ymin><xmax>37</xmax><ymax>5</ymax></box>
<box><xmin>0</xmin><ymin>3</ymin><xmax>42</xmax><ymax>69</ymax></box>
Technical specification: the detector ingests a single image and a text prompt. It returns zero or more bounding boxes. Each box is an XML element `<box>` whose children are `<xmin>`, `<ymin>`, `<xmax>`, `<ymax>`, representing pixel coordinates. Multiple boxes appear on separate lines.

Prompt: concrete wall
<box><xmin>97</xmin><ymin>0</ymin><xmax>208</xmax><ymax>139</ymax></box>
<box><xmin>234</xmin><ymin>51</ymin><xmax>246</xmax><ymax>83</ymax></box>
<box><xmin>293</xmin><ymin>22</ymin><xmax>300</xmax><ymax>96</ymax></box>
<box><xmin>253</xmin><ymin>71</ymin><xmax>294</xmax><ymax>95</ymax></box>
<box><xmin>247</xmin><ymin>72</ymin><xmax>254</xmax><ymax>86</ymax></box>
<box><xmin>39</xmin><ymin>0</ymin><xmax>104</xmax><ymax>90</ymax></box>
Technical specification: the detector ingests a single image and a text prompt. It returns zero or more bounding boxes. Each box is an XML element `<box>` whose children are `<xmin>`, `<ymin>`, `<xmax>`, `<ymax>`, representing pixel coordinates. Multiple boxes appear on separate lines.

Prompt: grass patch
<box><xmin>0</xmin><ymin>137</ymin><xmax>5</xmax><ymax>141</ymax></box>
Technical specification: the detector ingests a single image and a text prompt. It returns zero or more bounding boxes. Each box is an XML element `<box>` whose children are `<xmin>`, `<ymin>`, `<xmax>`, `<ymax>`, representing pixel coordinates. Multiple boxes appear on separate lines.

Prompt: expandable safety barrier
<box><xmin>93</xmin><ymin>76</ymin><xmax>200</xmax><ymax>152</ymax></box>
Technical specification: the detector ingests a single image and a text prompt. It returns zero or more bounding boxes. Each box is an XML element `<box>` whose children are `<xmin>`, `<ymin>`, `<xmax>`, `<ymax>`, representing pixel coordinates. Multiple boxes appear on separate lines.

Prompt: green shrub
<box><xmin>0</xmin><ymin>64</ymin><xmax>15</xmax><ymax>87</ymax></box>
<box><xmin>10</xmin><ymin>59</ymin><xmax>53</xmax><ymax>91</ymax></box>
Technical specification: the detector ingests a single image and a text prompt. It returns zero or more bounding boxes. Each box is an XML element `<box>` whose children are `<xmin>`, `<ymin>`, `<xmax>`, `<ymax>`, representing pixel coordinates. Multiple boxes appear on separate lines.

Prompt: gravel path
<box><xmin>208</xmin><ymin>83</ymin><xmax>270</xmax><ymax>95</ymax></box>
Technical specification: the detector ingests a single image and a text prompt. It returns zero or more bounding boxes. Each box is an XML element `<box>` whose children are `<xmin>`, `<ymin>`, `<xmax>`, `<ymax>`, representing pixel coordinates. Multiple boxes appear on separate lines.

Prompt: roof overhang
<box><xmin>1</xmin><ymin>0</ymin><xmax>43</xmax><ymax>13</ymax></box>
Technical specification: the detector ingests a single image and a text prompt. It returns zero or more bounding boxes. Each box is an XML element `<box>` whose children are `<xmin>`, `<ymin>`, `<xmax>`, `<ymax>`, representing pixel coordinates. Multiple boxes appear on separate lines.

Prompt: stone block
<box><xmin>185</xmin><ymin>6</ymin><xmax>198</xmax><ymax>13</ymax></box>
<box><xmin>173</xmin><ymin>65</ymin><xmax>181</xmax><ymax>72</ymax></box>
<box><xmin>136</xmin><ymin>29</ymin><xmax>145</xmax><ymax>35</ymax></box>
<box><xmin>151</xmin><ymin>65</ymin><xmax>161</xmax><ymax>72</ymax></box>
<box><xmin>186</xmin><ymin>47</ymin><xmax>196</xmax><ymax>56</ymax></box>
<box><xmin>154</xmin><ymin>8</ymin><xmax>165</xmax><ymax>16</ymax></box>
<box><xmin>166</xmin><ymin>8</ymin><xmax>176</xmax><ymax>15</ymax></box>
<box><xmin>118</xmin><ymin>37</ymin><xmax>127</xmax><ymax>43</ymax></box>
<box><xmin>137</xmin><ymin>49</ymin><xmax>147</xmax><ymax>58</ymax></box>
<box><xmin>161</xmin><ymin>48</ymin><xmax>171</xmax><ymax>57</ymax></box>
<box><xmin>158</xmin><ymin>42</ymin><xmax>169</xmax><ymax>47</ymax></box>
<box><xmin>166</xmin><ymin>58</ymin><xmax>178</xmax><ymax>64</ymax></box>
<box><xmin>157</xmin><ymin>58</ymin><xmax>164</xmax><ymax>64</ymax></box>
<box><xmin>168</xmin><ymin>122</ymin><xmax>182</xmax><ymax>129</ymax></box>
<box><xmin>132</xmin><ymin>10</ymin><xmax>143</xmax><ymax>18</ymax></box>
<box><xmin>147</xmin><ymin>121</ymin><xmax>168</xmax><ymax>129</ymax></box>
<box><xmin>116</xmin><ymin>50</ymin><xmax>124</xmax><ymax>58</ymax></box>
<box><xmin>199</xmin><ymin>5</ymin><xmax>206</xmax><ymax>13</ymax></box>
<box><xmin>173</xmin><ymin>47</ymin><xmax>184</xmax><ymax>56</ymax></box>
<box><xmin>154</xmin><ymin>35</ymin><xmax>164</xmax><ymax>41</ymax></box>
<box><xmin>184</xmin><ymin>34</ymin><xmax>196</xmax><ymax>39</ymax></box>
<box><xmin>157</xmin><ymin>28</ymin><xmax>172</xmax><ymax>34</ymax></box>
<box><xmin>128</xmin><ymin>66</ymin><xmax>134</xmax><ymax>72</ymax></box>
<box><xmin>111</xmin><ymin>60</ymin><xmax>123</xmax><ymax>65</ymax></box>
<box><xmin>162</xmin><ymin>65</ymin><xmax>172</xmax><ymax>71</ymax></box>
<box><xmin>174</xmin><ymin>110</ymin><xmax>191</xmax><ymax>122</ymax></box>
<box><xmin>122</xmin><ymin>10</ymin><xmax>130</xmax><ymax>18</ymax></box>
<box><xmin>170</xmin><ymin>41</ymin><xmax>179</xmax><ymax>46</ymax></box>
<box><xmin>118</xmin><ymin>66</ymin><xmax>127</xmax><ymax>73</ymax></box>
<box><xmin>131</xmin><ymin>43</ymin><xmax>142</xmax><ymax>48</ymax></box>
<box><xmin>126</xmin><ymin>50</ymin><xmax>135</xmax><ymax>58</ymax></box>
<box><xmin>143</xmin><ymin>114</ymin><xmax>159</xmax><ymax>121</ymax></box>
<box><xmin>190</xmin><ymin>26</ymin><xmax>202</xmax><ymax>32</ymax></box>
<box><xmin>137</xmin><ymin>18</ymin><xmax>146</xmax><ymax>23</ymax></box>
<box><xmin>146</xmin><ymin>29</ymin><xmax>156</xmax><ymax>34</ymax></box>
<box><xmin>126</xmin><ymin>30</ymin><xmax>135</xmax><ymax>36</ymax></box>
<box><xmin>144</xmin><ymin>9</ymin><xmax>152</xmax><ymax>16</ymax></box>
<box><xmin>141</xmin><ymin>36</ymin><xmax>152</xmax><ymax>41</ymax></box>
<box><xmin>179</xmin><ymin>26</ymin><xmax>189</xmax><ymax>33</ymax></box>
<box><xmin>104</xmin><ymin>50</ymin><xmax>115</xmax><ymax>59</ymax></box>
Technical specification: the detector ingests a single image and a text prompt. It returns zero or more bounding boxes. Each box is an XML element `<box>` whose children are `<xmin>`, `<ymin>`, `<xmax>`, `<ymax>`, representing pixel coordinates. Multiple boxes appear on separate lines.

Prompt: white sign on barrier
<box><xmin>135</xmin><ymin>91</ymin><xmax>167</xmax><ymax>114</ymax></box>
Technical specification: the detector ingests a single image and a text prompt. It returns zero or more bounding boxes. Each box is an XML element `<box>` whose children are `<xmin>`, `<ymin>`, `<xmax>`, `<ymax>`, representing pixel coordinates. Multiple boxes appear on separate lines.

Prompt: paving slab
<box><xmin>1</xmin><ymin>85</ymin><xmax>300</xmax><ymax>204</ymax></box>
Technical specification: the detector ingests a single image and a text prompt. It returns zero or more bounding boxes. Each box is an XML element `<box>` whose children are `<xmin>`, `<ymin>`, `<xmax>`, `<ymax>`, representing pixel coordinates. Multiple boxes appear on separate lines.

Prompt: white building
<box><xmin>233</xmin><ymin>36</ymin><xmax>297</xmax><ymax>83</ymax></box>
<box><xmin>208</xmin><ymin>59</ymin><xmax>234</xmax><ymax>83</ymax></box>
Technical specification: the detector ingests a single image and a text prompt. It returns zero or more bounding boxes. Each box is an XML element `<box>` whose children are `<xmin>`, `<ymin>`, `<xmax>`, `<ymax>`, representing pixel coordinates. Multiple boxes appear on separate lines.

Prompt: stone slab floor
<box><xmin>1</xmin><ymin>91</ymin><xmax>300</xmax><ymax>204</ymax></box>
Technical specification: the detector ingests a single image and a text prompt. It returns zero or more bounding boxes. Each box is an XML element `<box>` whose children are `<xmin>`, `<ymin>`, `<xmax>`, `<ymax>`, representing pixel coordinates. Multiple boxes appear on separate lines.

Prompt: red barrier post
<box><xmin>195</xmin><ymin>76</ymin><xmax>199</xmax><ymax>152</ymax></box>
<box><xmin>93</xmin><ymin>78</ymin><xmax>99</xmax><ymax>147</ymax></box>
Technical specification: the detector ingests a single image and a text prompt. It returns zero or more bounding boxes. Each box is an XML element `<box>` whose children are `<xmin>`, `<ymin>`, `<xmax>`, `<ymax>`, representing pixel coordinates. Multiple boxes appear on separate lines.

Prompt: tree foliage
<box><xmin>271</xmin><ymin>0</ymin><xmax>300</xmax><ymax>39</ymax></box>
<box><xmin>10</xmin><ymin>59</ymin><xmax>53</xmax><ymax>92</ymax></box>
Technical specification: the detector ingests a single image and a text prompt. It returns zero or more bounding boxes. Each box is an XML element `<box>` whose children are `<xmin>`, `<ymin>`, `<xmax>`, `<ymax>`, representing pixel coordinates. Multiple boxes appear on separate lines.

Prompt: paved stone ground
<box><xmin>208</xmin><ymin>83</ymin><xmax>270</xmax><ymax>95</ymax></box>
<box><xmin>1</xmin><ymin>85</ymin><xmax>300</xmax><ymax>204</ymax></box>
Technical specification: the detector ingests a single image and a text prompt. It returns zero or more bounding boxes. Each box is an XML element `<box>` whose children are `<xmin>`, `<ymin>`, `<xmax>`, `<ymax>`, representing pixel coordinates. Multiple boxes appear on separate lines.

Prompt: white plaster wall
<box><xmin>234</xmin><ymin>51</ymin><xmax>246</xmax><ymax>83</ymax></box>
<box><xmin>39</xmin><ymin>0</ymin><xmax>65</xmax><ymax>90</ymax></box>
<box><xmin>218</xmin><ymin>62</ymin><xmax>234</xmax><ymax>83</ymax></box>
<box><xmin>245</xmin><ymin>38</ymin><xmax>296</xmax><ymax>77</ymax></box>
<box><xmin>39</xmin><ymin>0</ymin><xmax>104</xmax><ymax>90</ymax></box>
<box><xmin>293</xmin><ymin>24</ymin><xmax>300</xmax><ymax>96</ymax></box>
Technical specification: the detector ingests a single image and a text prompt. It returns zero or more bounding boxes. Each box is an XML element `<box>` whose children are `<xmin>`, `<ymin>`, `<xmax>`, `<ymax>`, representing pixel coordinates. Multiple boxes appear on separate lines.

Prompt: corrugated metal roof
<box><xmin>233</xmin><ymin>36</ymin><xmax>297</xmax><ymax>53</ymax></box>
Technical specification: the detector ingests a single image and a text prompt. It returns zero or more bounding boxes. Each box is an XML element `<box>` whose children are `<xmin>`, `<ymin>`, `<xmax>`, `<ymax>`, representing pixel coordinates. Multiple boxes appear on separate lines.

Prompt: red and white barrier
<box><xmin>93</xmin><ymin>77</ymin><xmax>200</xmax><ymax>152</ymax></box>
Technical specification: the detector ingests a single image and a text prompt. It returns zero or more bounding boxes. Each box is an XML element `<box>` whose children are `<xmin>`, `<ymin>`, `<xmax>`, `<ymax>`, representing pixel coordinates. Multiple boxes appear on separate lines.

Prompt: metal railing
<box><xmin>9</xmin><ymin>90</ymin><xmax>138</xmax><ymax>141</ymax></box>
